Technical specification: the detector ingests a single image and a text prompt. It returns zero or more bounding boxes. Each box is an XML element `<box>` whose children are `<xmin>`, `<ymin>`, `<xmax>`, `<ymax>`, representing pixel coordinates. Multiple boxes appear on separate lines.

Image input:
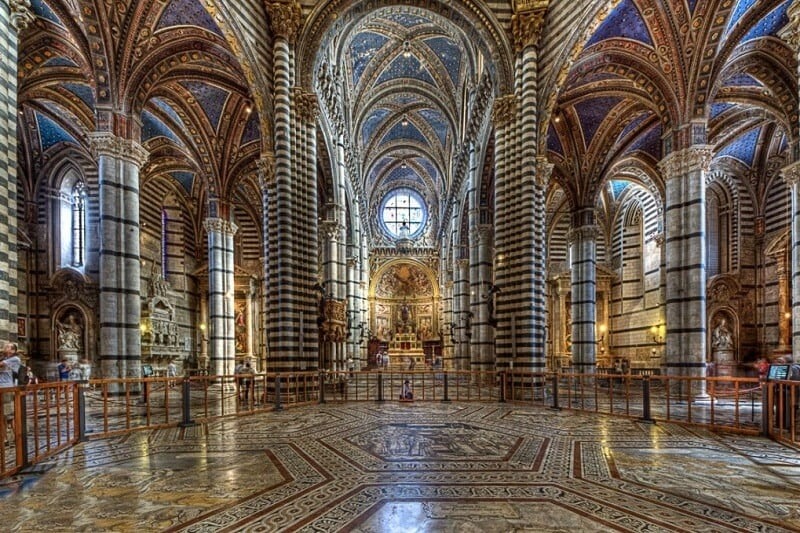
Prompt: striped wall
<box><xmin>608</xmin><ymin>186</ymin><xmax>663</xmax><ymax>364</ymax></box>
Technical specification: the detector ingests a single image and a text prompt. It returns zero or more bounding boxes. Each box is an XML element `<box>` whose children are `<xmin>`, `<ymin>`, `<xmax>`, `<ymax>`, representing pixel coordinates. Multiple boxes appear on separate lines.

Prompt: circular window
<box><xmin>380</xmin><ymin>188</ymin><xmax>427</xmax><ymax>239</ymax></box>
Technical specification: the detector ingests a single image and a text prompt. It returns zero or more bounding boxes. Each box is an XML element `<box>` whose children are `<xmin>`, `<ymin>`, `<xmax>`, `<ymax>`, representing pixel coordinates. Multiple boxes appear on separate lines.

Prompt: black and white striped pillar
<box><xmin>204</xmin><ymin>217</ymin><xmax>237</xmax><ymax>377</ymax></box>
<box><xmin>90</xmin><ymin>133</ymin><xmax>148</xmax><ymax>380</ymax></box>
<box><xmin>658</xmin><ymin>146</ymin><xmax>711</xmax><ymax>385</ymax></box>
<box><xmin>782</xmin><ymin>162</ymin><xmax>800</xmax><ymax>360</ymax></box>
<box><xmin>568</xmin><ymin>212</ymin><xmax>599</xmax><ymax>372</ymax></box>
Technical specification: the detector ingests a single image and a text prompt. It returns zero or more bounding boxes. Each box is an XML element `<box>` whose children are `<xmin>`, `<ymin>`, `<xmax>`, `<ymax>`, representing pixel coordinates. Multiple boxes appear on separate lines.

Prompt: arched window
<box><xmin>57</xmin><ymin>170</ymin><xmax>88</xmax><ymax>271</ymax></box>
<box><xmin>380</xmin><ymin>188</ymin><xmax>427</xmax><ymax>239</ymax></box>
<box><xmin>71</xmin><ymin>181</ymin><xmax>86</xmax><ymax>267</ymax></box>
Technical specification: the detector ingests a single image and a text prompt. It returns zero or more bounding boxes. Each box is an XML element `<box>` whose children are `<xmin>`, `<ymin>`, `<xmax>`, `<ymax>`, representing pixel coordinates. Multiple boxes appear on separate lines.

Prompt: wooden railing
<box><xmin>1</xmin><ymin>370</ymin><xmax>797</xmax><ymax>479</ymax></box>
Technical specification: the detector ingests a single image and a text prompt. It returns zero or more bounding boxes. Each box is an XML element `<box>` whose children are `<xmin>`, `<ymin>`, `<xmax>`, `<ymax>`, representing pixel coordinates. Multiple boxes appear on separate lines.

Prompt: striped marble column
<box><xmin>494</xmin><ymin>8</ymin><xmax>548</xmax><ymax>375</ymax></box>
<box><xmin>258</xmin><ymin>153</ymin><xmax>275</xmax><ymax>368</ymax></box>
<box><xmin>453</xmin><ymin>258</ymin><xmax>471</xmax><ymax>370</ymax></box>
<box><xmin>441</xmin><ymin>268</ymin><xmax>454</xmax><ymax>368</ymax></box>
<box><xmin>90</xmin><ymin>133</ymin><xmax>148</xmax><ymax>380</ymax></box>
<box><xmin>568</xmin><ymin>213</ymin><xmax>600</xmax><ymax>372</ymax></box>
<box><xmin>658</xmin><ymin>146</ymin><xmax>711</xmax><ymax>386</ymax></box>
<box><xmin>204</xmin><ymin>217</ymin><xmax>237</xmax><ymax>377</ymax></box>
<box><xmin>492</xmin><ymin>95</ymin><xmax>514</xmax><ymax>370</ymax></box>
<box><xmin>780</xmin><ymin>8</ymin><xmax>800</xmax><ymax>362</ymax></box>
<box><xmin>266</xmin><ymin>1</ymin><xmax>319</xmax><ymax>371</ymax></box>
<box><xmin>0</xmin><ymin>2</ymin><xmax>31</xmax><ymax>343</ymax></box>
<box><xmin>782</xmin><ymin>162</ymin><xmax>800</xmax><ymax>360</ymax></box>
<box><xmin>346</xmin><ymin>256</ymin><xmax>358</xmax><ymax>364</ymax></box>
<box><xmin>470</xmin><ymin>225</ymin><xmax>494</xmax><ymax>373</ymax></box>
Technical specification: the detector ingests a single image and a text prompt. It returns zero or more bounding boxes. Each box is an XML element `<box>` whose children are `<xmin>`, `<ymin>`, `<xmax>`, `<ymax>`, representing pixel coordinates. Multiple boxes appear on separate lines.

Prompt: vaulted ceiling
<box><xmin>17</xmin><ymin>0</ymin><xmax>262</xmax><ymax>238</ymax></box>
<box><xmin>547</xmin><ymin>0</ymin><xmax>796</xmax><ymax>215</ymax></box>
<box><xmin>329</xmin><ymin>6</ymin><xmax>486</xmax><ymax>246</ymax></box>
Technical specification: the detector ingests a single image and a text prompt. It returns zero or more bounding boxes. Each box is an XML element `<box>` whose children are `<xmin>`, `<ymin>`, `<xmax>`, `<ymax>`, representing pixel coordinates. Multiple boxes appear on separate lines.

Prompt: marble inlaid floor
<box><xmin>1</xmin><ymin>402</ymin><xmax>799</xmax><ymax>532</ymax></box>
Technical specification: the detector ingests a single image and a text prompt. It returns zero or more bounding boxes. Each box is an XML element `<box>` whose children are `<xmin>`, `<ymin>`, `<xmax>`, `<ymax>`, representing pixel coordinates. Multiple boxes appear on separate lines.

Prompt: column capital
<box><xmin>265</xmin><ymin>1</ymin><xmax>302</xmax><ymax>44</ymax></box>
<box><xmin>657</xmin><ymin>145</ymin><xmax>712</xmax><ymax>178</ymax></box>
<box><xmin>782</xmin><ymin>160</ymin><xmax>800</xmax><ymax>186</ymax></box>
<box><xmin>492</xmin><ymin>95</ymin><xmax>517</xmax><ymax>128</ymax></box>
<box><xmin>511</xmin><ymin>8</ymin><xmax>547</xmax><ymax>52</ymax></box>
<box><xmin>293</xmin><ymin>88</ymin><xmax>319</xmax><ymax>122</ymax></box>
<box><xmin>203</xmin><ymin>217</ymin><xmax>238</xmax><ymax>236</ymax></box>
<box><xmin>10</xmin><ymin>0</ymin><xmax>35</xmax><ymax>33</ymax></box>
<box><xmin>89</xmin><ymin>132</ymin><xmax>149</xmax><ymax>167</ymax></box>
<box><xmin>567</xmin><ymin>224</ymin><xmax>601</xmax><ymax>244</ymax></box>
<box><xmin>257</xmin><ymin>152</ymin><xmax>276</xmax><ymax>189</ymax></box>
<box><xmin>477</xmin><ymin>224</ymin><xmax>494</xmax><ymax>243</ymax></box>
<box><xmin>456</xmin><ymin>258</ymin><xmax>470</xmax><ymax>269</ymax></box>
<box><xmin>320</xmin><ymin>220</ymin><xmax>343</xmax><ymax>241</ymax></box>
<box><xmin>779</xmin><ymin>2</ymin><xmax>800</xmax><ymax>52</ymax></box>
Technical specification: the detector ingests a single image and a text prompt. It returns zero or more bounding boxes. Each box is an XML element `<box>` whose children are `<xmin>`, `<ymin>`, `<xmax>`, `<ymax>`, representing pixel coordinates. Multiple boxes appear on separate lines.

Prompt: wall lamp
<box><xmin>650</xmin><ymin>324</ymin><xmax>665</xmax><ymax>344</ymax></box>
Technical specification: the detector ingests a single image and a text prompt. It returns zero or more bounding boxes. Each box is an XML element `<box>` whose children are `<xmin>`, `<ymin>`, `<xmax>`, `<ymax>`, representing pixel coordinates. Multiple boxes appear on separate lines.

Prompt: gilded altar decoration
<box><xmin>321</xmin><ymin>299</ymin><xmax>347</xmax><ymax>343</ymax></box>
<box><xmin>375</xmin><ymin>263</ymin><xmax>433</xmax><ymax>299</ymax></box>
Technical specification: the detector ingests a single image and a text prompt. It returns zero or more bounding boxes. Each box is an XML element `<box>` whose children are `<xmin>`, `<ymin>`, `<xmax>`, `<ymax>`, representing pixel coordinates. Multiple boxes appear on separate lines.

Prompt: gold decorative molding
<box><xmin>88</xmin><ymin>133</ymin><xmax>149</xmax><ymax>167</ymax></box>
<box><xmin>266</xmin><ymin>1</ymin><xmax>302</xmax><ymax>44</ymax></box>
<box><xmin>492</xmin><ymin>95</ymin><xmax>517</xmax><ymax>128</ymax></box>
<box><xmin>321</xmin><ymin>299</ymin><xmax>347</xmax><ymax>343</ymax></box>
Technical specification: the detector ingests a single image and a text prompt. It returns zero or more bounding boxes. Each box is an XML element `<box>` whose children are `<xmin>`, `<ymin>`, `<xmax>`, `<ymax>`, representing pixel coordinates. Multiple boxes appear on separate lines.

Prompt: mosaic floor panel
<box><xmin>0</xmin><ymin>402</ymin><xmax>799</xmax><ymax>532</ymax></box>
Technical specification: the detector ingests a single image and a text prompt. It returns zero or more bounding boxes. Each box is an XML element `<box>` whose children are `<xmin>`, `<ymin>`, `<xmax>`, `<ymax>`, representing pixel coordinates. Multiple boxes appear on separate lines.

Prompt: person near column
<box><xmin>234</xmin><ymin>360</ymin><xmax>245</xmax><ymax>401</ymax></box>
<box><xmin>78</xmin><ymin>359</ymin><xmax>92</xmax><ymax>382</ymax></box>
<box><xmin>57</xmin><ymin>359</ymin><xmax>71</xmax><ymax>381</ymax></box>
<box><xmin>0</xmin><ymin>343</ymin><xmax>22</xmax><ymax>443</ymax></box>
<box><xmin>240</xmin><ymin>362</ymin><xmax>255</xmax><ymax>402</ymax></box>
<box><xmin>166</xmin><ymin>360</ymin><xmax>177</xmax><ymax>389</ymax></box>
<box><xmin>400</xmin><ymin>379</ymin><xmax>413</xmax><ymax>400</ymax></box>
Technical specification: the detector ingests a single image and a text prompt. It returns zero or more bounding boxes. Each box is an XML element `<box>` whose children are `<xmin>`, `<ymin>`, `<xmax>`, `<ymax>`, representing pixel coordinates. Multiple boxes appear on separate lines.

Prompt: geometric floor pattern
<box><xmin>1</xmin><ymin>402</ymin><xmax>799</xmax><ymax>532</ymax></box>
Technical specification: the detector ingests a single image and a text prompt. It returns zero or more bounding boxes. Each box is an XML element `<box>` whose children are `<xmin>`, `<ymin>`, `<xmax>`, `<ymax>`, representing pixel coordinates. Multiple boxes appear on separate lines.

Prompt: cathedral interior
<box><xmin>3</xmin><ymin>0</ymin><xmax>800</xmax><ymax>530</ymax></box>
<box><xmin>3</xmin><ymin>0</ymin><xmax>800</xmax><ymax>381</ymax></box>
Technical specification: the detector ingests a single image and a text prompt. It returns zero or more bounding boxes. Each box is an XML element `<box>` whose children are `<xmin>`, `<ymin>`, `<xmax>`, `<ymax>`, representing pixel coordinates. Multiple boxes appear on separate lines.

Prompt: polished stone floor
<box><xmin>1</xmin><ymin>402</ymin><xmax>799</xmax><ymax>532</ymax></box>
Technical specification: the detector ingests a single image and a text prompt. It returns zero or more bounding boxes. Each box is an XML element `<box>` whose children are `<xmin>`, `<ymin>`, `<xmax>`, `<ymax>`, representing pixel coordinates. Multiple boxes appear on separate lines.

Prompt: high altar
<box><xmin>370</xmin><ymin>259</ymin><xmax>439</xmax><ymax>366</ymax></box>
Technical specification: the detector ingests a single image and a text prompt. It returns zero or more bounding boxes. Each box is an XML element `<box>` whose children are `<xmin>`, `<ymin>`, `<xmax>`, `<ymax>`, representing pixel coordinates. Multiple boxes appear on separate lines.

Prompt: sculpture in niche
<box><xmin>711</xmin><ymin>318</ymin><xmax>733</xmax><ymax>351</ymax></box>
<box><xmin>57</xmin><ymin>313</ymin><xmax>83</xmax><ymax>352</ymax></box>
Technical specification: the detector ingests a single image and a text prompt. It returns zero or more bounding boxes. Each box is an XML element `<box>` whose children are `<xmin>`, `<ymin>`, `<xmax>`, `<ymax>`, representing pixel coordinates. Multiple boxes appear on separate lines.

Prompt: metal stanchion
<box><xmin>180</xmin><ymin>379</ymin><xmax>196</xmax><ymax>427</ymax></box>
<box><xmin>377</xmin><ymin>373</ymin><xmax>384</xmax><ymax>403</ymax></box>
<box><xmin>274</xmin><ymin>374</ymin><xmax>284</xmax><ymax>411</ymax></box>
<box><xmin>499</xmin><ymin>371</ymin><xmax>506</xmax><ymax>403</ymax></box>
<box><xmin>550</xmin><ymin>373</ymin><xmax>561</xmax><ymax>411</ymax></box>
<box><xmin>319</xmin><ymin>371</ymin><xmax>326</xmax><ymax>404</ymax></box>
<box><xmin>639</xmin><ymin>376</ymin><xmax>655</xmax><ymax>424</ymax></box>
<box><xmin>78</xmin><ymin>381</ymin><xmax>88</xmax><ymax>442</ymax></box>
<box><xmin>442</xmin><ymin>371</ymin><xmax>451</xmax><ymax>403</ymax></box>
